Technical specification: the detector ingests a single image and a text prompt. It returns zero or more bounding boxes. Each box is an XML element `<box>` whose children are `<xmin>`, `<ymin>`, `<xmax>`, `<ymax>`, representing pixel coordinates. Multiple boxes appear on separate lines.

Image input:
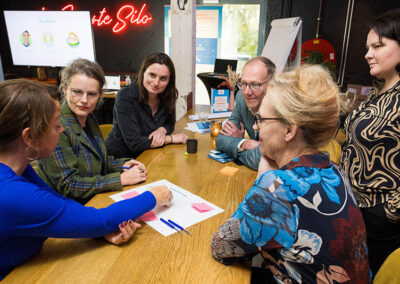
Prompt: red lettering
<box><xmin>92</xmin><ymin>8</ymin><xmax>113</xmax><ymax>26</ymax></box>
<box><xmin>40</xmin><ymin>3</ymin><xmax>152</xmax><ymax>33</ymax></box>
<box><xmin>113</xmin><ymin>5</ymin><xmax>134</xmax><ymax>33</ymax></box>
<box><xmin>61</xmin><ymin>4</ymin><xmax>74</xmax><ymax>11</ymax></box>
<box><xmin>132</xmin><ymin>3</ymin><xmax>152</xmax><ymax>24</ymax></box>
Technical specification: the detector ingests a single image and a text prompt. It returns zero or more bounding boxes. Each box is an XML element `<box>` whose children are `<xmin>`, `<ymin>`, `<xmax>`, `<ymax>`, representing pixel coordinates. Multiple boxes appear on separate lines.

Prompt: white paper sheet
<box><xmin>185</xmin><ymin>122</ymin><xmax>210</xmax><ymax>134</ymax></box>
<box><xmin>110</xmin><ymin>179</ymin><xmax>224</xmax><ymax>236</ymax></box>
<box><xmin>189</xmin><ymin>112</ymin><xmax>231</xmax><ymax>121</ymax></box>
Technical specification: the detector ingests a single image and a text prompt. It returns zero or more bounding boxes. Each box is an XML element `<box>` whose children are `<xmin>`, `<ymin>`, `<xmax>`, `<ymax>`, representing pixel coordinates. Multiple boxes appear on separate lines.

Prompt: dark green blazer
<box><xmin>37</xmin><ymin>102</ymin><xmax>129</xmax><ymax>204</ymax></box>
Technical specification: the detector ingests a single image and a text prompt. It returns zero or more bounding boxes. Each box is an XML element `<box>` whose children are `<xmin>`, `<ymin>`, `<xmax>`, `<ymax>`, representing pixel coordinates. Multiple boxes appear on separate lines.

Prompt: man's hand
<box><xmin>240</xmin><ymin>139</ymin><xmax>260</xmax><ymax>151</ymax></box>
<box><xmin>220</xmin><ymin>121</ymin><xmax>245</xmax><ymax>138</ymax></box>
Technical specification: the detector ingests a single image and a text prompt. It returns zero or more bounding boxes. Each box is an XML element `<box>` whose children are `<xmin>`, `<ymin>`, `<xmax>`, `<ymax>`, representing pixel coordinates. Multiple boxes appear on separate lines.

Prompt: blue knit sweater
<box><xmin>0</xmin><ymin>162</ymin><xmax>156</xmax><ymax>279</ymax></box>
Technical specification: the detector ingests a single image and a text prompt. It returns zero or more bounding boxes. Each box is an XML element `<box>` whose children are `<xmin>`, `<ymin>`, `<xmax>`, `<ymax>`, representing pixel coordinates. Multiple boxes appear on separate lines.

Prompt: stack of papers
<box><xmin>185</xmin><ymin>122</ymin><xmax>210</xmax><ymax>134</ymax></box>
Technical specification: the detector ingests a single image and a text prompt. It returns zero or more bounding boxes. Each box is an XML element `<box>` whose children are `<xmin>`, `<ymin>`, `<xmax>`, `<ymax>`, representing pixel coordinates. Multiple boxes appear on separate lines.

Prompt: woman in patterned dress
<box><xmin>211</xmin><ymin>65</ymin><xmax>369</xmax><ymax>283</ymax></box>
<box><xmin>340</xmin><ymin>9</ymin><xmax>400</xmax><ymax>275</ymax></box>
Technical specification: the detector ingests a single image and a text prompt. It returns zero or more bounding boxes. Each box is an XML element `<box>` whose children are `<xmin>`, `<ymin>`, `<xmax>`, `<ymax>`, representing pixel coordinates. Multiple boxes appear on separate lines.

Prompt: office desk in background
<box><xmin>3</xmin><ymin>109</ymin><xmax>255</xmax><ymax>283</ymax></box>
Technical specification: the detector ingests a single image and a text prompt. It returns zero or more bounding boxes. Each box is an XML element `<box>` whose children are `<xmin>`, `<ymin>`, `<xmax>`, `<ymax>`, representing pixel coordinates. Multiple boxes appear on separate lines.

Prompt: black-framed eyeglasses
<box><xmin>254</xmin><ymin>113</ymin><xmax>283</xmax><ymax>128</ymax></box>
<box><xmin>237</xmin><ymin>80</ymin><xmax>268</xmax><ymax>92</ymax></box>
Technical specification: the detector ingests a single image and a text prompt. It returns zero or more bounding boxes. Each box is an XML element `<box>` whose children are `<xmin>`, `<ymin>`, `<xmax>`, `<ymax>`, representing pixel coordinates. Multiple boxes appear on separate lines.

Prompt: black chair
<box><xmin>197</xmin><ymin>59</ymin><xmax>238</xmax><ymax>101</ymax></box>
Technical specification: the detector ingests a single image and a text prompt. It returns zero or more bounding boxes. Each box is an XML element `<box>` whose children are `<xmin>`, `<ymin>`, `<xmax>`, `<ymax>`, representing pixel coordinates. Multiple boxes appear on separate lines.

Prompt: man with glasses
<box><xmin>215</xmin><ymin>56</ymin><xmax>276</xmax><ymax>170</ymax></box>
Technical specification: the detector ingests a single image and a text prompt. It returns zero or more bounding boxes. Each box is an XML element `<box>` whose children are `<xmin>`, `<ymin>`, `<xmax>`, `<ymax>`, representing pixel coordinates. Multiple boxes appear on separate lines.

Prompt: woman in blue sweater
<box><xmin>0</xmin><ymin>79</ymin><xmax>172</xmax><ymax>279</ymax></box>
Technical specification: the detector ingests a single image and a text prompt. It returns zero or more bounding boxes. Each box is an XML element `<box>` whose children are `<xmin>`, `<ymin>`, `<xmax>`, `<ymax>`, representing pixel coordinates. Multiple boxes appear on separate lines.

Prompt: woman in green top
<box><xmin>37</xmin><ymin>59</ymin><xmax>147</xmax><ymax>204</ymax></box>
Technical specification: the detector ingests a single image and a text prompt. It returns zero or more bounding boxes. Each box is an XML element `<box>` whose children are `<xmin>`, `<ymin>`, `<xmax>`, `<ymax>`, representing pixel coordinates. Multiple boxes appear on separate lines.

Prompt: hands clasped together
<box><xmin>120</xmin><ymin>159</ymin><xmax>147</xmax><ymax>186</ymax></box>
<box><xmin>148</xmin><ymin>127</ymin><xmax>188</xmax><ymax>148</ymax></box>
<box><xmin>220</xmin><ymin>120</ymin><xmax>260</xmax><ymax>151</ymax></box>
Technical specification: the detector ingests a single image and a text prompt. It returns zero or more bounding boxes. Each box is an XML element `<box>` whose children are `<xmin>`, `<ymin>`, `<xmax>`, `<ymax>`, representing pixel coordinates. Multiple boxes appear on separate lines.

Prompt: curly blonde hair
<box><xmin>266</xmin><ymin>64</ymin><xmax>340</xmax><ymax>148</ymax></box>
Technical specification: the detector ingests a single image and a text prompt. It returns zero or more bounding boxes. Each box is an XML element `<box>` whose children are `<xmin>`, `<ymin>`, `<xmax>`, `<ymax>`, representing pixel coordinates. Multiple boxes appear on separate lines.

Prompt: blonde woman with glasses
<box><xmin>211</xmin><ymin>65</ymin><xmax>369</xmax><ymax>283</ymax></box>
<box><xmin>37</xmin><ymin>59</ymin><xmax>147</xmax><ymax>204</ymax></box>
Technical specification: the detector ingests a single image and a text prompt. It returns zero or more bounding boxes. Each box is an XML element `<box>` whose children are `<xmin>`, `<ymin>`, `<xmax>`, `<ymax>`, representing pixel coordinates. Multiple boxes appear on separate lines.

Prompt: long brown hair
<box><xmin>0</xmin><ymin>79</ymin><xmax>56</xmax><ymax>152</ymax></box>
<box><xmin>137</xmin><ymin>53</ymin><xmax>178</xmax><ymax>113</ymax></box>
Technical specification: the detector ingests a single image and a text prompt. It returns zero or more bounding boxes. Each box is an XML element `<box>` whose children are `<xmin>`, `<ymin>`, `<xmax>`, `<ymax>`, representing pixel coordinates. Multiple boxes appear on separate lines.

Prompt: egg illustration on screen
<box><xmin>42</xmin><ymin>31</ymin><xmax>55</xmax><ymax>47</ymax></box>
<box><xmin>67</xmin><ymin>32</ymin><xmax>79</xmax><ymax>47</ymax></box>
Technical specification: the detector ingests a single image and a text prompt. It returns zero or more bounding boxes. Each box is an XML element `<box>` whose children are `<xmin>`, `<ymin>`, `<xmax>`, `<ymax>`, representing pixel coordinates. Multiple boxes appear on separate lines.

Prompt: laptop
<box><xmin>213</xmin><ymin>59</ymin><xmax>238</xmax><ymax>75</ymax></box>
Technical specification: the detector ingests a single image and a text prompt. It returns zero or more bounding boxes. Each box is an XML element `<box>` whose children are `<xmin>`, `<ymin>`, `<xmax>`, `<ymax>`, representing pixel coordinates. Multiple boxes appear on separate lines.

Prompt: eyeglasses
<box><xmin>254</xmin><ymin>113</ymin><xmax>283</xmax><ymax>128</ymax></box>
<box><xmin>237</xmin><ymin>80</ymin><xmax>268</xmax><ymax>92</ymax></box>
<box><xmin>69</xmin><ymin>87</ymin><xmax>99</xmax><ymax>100</ymax></box>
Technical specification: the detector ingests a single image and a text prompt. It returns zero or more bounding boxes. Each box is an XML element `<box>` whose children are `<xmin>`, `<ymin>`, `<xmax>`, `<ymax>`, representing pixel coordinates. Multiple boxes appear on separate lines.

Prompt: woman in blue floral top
<box><xmin>211</xmin><ymin>65</ymin><xmax>370</xmax><ymax>283</ymax></box>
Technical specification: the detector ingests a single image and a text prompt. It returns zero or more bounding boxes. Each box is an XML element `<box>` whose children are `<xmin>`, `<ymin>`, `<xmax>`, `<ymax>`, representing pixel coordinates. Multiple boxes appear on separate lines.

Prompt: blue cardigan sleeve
<box><xmin>4</xmin><ymin>166</ymin><xmax>156</xmax><ymax>239</ymax></box>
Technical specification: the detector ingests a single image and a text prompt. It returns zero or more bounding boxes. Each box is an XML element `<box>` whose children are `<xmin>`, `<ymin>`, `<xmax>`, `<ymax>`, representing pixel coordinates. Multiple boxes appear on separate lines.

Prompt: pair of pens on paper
<box><xmin>160</xmin><ymin>218</ymin><xmax>191</xmax><ymax>235</ymax></box>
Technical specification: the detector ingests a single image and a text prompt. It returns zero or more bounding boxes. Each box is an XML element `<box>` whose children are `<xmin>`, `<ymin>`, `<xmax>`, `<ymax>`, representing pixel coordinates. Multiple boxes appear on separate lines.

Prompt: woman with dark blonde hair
<box><xmin>0</xmin><ymin>79</ymin><xmax>172</xmax><ymax>279</ymax></box>
<box><xmin>36</xmin><ymin>59</ymin><xmax>147</xmax><ymax>204</ymax></box>
<box><xmin>105</xmin><ymin>52</ymin><xmax>187</xmax><ymax>159</ymax></box>
<box><xmin>211</xmin><ymin>65</ymin><xmax>369</xmax><ymax>283</ymax></box>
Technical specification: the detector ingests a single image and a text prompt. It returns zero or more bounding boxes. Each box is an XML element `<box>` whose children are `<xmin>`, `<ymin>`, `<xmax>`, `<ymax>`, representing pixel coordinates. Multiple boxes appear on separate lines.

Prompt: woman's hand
<box><xmin>149</xmin><ymin>185</ymin><xmax>172</xmax><ymax>206</ymax></box>
<box><xmin>105</xmin><ymin>220</ymin><xmax>142</xmax><ymax>245</ymax></box>
<box><xmin>257</xmin><ymin>155</ymin><xmax>278</xmax><ymax>179</ymax></box>
<box><xmin>123</xmin><ymin>159</ymin><xmax>147</xmax><ymax>173</ymax></box>
<box><xmin>120</xmin><ymin>166</ymin><xmax>147</xmax><ymax>186</ymax></box>
<box><xmin>171</xmin><ymin>133</ymin><xmax>188</xmax><ymax>144</ymax></box>
<box><xmin>149</xmin><ymin>127</ymin><xmax>167</xmax><ymax>148</ymax></box>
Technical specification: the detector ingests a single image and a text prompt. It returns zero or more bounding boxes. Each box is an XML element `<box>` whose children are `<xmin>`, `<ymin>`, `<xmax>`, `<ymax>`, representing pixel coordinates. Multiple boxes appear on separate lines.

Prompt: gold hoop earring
<box><xmin>26</xmin><ymin>146</ymin><xmax>39</xmax><ymax>161</ymax></box>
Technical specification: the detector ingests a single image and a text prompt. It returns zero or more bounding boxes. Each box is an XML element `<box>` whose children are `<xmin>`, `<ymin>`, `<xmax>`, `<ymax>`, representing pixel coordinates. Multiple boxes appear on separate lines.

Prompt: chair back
<box><xmin>318</xmin><ymin>139</ymin><xmax>341</xmax><ymax>164</ymax></box>
<box><xmin>374</xmin><ymin>248</ymin><xmax>400</xmax><ymax>283</ymax></box>
<box><xmin>99</xmin><ymin>124</ymin><xmax>113</xmax><ymax>140</ymax></box>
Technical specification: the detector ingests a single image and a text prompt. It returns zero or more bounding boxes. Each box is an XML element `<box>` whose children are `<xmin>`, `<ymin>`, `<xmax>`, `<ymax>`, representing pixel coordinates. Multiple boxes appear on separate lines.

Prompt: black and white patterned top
<box><xmin>340</xmin><ymin>80</ymin><xmax>400</xmax><ymax>221</ymax></box>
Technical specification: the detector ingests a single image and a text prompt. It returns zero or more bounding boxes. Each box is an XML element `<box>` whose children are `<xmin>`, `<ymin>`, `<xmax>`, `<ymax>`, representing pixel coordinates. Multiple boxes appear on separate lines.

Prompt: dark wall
<box><xmin>0</xmin><ymin>0</ymin><xmax>169</xmax><ymax>77</ymax></box>
<box><xmin>1</xmin><ymin>0</ymin><xmax>399</xmax><ymax>86</ymax></box>
<box><xmin>285</xmin><ymin>0</ymin><xmax>400</xmax><ymax>87</ymax></box>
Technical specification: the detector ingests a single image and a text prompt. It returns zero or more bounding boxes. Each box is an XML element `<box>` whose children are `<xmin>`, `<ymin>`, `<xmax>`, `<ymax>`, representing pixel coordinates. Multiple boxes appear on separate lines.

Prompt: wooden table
<box><xmin>4</xmin><ymin>110</ymin><xmax>256</xmax><ymax>284</ymax></box>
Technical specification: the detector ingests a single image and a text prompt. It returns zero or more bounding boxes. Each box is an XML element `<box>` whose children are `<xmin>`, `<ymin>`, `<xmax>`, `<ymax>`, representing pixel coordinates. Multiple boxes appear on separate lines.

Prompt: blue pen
<box><xmin>160</xmin><ymin>218</ymin><xmax>181</xmax><ymax>234</ymax></box>
<box><xmin>120</xmin><ymin>166</ymin><xmax>131</xmax><ymax>170</ymax></box>
<box><xmin>168</xmin><ymin>219</ymin><xmax>191</xmax><ymax>236</ymax></box>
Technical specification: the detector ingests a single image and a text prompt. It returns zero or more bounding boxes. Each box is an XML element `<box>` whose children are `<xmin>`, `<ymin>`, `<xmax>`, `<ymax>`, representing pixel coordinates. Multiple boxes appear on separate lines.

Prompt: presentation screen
<box><xmin>4</xmin><ymin>11</ymin><xmax>95</xmax><ymax>67</ymax></box>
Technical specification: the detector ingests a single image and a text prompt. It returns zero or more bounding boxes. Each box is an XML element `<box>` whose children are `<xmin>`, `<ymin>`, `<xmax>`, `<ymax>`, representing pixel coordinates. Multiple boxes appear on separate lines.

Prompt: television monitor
<box><xmin>4</xmin><ymin>11</ymin><xmax>95</xmax><ymax>67</ymax></box>
<box><xmin>213</xmin><ymin>59</ymin><xmax>238</xmax><ymax>74</ymax></box>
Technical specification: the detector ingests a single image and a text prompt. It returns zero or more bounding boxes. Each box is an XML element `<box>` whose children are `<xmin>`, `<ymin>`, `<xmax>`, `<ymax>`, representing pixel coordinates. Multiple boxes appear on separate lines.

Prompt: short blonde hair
<box><xmin>266</xmin><ymin>64</ymin><xmax>340</xmax><ymax>148</ymax></box>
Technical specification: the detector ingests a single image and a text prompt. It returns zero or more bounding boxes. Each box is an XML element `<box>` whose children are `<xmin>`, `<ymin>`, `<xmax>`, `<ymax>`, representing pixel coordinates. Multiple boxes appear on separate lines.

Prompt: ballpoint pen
<box><xmin>160</xmin><ymin>218</ymin><xmax>181</xmax><ymax>234</ymax></box>
<box><xmin>168</xmin><ymin>219</ymin><xmax>191</xmax><ymax>236</ymax></box>
<box><xmin>120</xmin><ymin>166</ymin><xmax>131</xmax><ymax>170</ymax></box>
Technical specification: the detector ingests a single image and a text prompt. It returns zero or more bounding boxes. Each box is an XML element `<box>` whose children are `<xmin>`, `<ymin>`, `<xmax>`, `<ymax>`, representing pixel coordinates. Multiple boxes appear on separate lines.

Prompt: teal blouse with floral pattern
<box><xmin>211</xmin><ymin>153</ymin><xmax>369</xmax><ymax>283</ymax></box>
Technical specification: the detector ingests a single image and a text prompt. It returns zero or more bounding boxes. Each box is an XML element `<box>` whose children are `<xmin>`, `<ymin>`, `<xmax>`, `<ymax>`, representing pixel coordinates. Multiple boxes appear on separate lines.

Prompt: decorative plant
<box><xmin>303</xmin><ymin>49</ymin><xmax>336</xmax><ymax>79</ymax></box>
<box><xmin>217</xmin><ymin>65</ymin><xmax>240</xmax><ymax>111</ymax></box>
